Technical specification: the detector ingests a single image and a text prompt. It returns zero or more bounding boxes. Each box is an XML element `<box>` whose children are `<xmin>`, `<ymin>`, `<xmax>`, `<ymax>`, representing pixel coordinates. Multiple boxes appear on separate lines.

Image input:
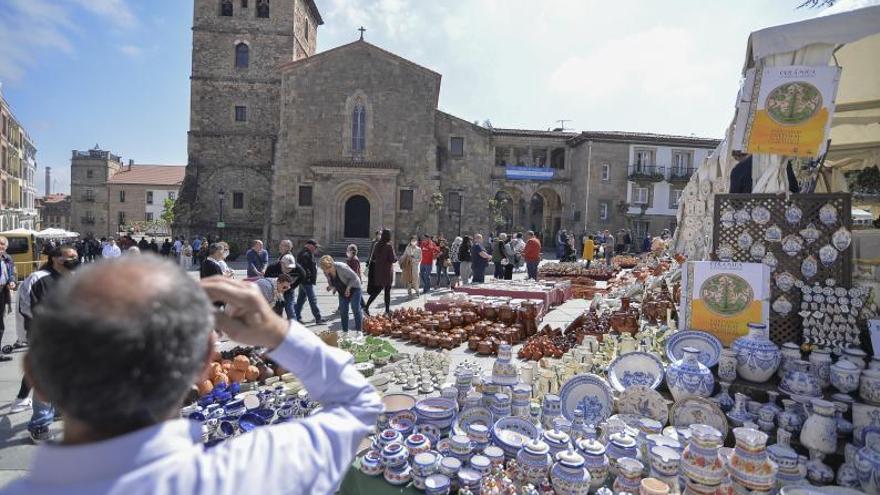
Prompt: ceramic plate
<box><xmin>607</xmin><ymin>352</ymin><xmax>664</xmax><ymax>392</ymax></box>
<box><xmin>670</xmin><ymin>396</ymin><xmax>728</xmax><ymax>437</ymax></box>
<box><xmin>558</xmin><ymin>373</ymin><xmax>614</xmax><ymax>424</ymax></box>
<box><xmin>452</xmin><ymin>406</ymin><xmax>493</xmax><ymax>437</ymax></box>
<box><xmin>665</xmin><ymin>330</ymin><xmax>722</xmax><ymax>367</ymax></box>
<box><xmin>616</xmin><ymin>385</ymin><xmax>669</xmax><ymax>425</ymax></box>
<box><xmin>492</xmin><ymin>416</ymin><xmax>539</xmax><ymax>451</ymax></box>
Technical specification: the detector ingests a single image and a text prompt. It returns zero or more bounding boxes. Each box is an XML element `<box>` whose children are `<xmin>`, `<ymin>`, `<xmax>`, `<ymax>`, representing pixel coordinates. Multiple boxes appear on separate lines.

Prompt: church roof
<box><xmin>107</xmin><ymin>165</ymin><xmax>186</xmax><ymax>186</ymax></box>
<box><xmin>278</xmin><ymin>40</ymin><xmax>441</xmax><ymax>79</ymax></box>
<box><xmin>568</xmin><ymin>131</ymin><xmax>721</xmax><ymax>148</ymax></box>
<box><xmin>492</xmin><ymin>128</ymin><xmax>578</xmax><ymax>139</ymax></box>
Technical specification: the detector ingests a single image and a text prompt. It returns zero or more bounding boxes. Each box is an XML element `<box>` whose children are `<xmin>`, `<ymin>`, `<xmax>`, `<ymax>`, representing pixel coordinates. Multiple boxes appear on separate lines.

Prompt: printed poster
<box><xmin>741</xmin><ymin>65</ymin><xmax>841</xmax><ymax>157</ymax></box>
<box><xmin>680</xmin><ymin>261</ymin><xmax>771</xmax><ymax>346</ymax></box>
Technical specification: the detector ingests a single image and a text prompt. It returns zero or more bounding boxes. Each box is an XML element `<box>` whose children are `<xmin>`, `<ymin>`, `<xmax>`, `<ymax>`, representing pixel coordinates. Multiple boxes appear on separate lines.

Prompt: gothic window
<box><xmin>256</xmin><ymin>0</ymin><xmax>270</xmax><ymax>18</ymax></box>
<box><xmin>220</xmin><ymin>0</ymin><xmax>233</xmax><ymax>16</ymax></box>
<box><xmin>352</xmin><ymin>102</ymin><xmax>366</xmax><ymax>155</ymax></box>
<box><xmin>304</xmin><ymin>20</ymin><xmax>310</xmax><ymax>42</ymax></box>
<box><xmin>235</xmin><ymin>42</ymin><xmax>249</xmax><ymax>68</ymax></box>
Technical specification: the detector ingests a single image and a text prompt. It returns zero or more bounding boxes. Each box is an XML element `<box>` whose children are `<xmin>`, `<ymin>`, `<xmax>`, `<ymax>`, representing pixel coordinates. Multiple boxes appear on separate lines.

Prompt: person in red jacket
<box><xmin>523</xmin><ymin>231</ymin><xmax>542</xmax><ymax>280</ymax></box>
<box><xmin>419</xmin><ymin>235</ymin><xmax>440</xmax><ymax>294</ymax></box>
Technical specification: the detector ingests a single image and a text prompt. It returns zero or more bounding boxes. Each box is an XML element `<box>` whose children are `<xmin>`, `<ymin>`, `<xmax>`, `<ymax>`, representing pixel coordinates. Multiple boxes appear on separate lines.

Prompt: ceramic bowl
<box><xmin>390</xmin><ymin>411</ymin><xmax>417</xmax><ymax>436</ymax></box>
<box><xmin>383</xmin><ymin>462</ymin><xmax>412</xmax><ymax>486</ymax></box>
<box><xmin>360</xmin><ymin>450</ymin><xmax>384</xmax><ymax>476</ymax></box>
<box><xmin>424</xmin><ymin>474</ymin><xmax>452</xmax><ymax>495</ymax></box>
<box><xmin>381</xmin><ymin>442</ymin><xmax>410</xmax><ymax>468</ymax></box>
<box><xmin>415</xmin><ymin>398</ymin><xmax>457</xmax><ymax>420</ymax></box>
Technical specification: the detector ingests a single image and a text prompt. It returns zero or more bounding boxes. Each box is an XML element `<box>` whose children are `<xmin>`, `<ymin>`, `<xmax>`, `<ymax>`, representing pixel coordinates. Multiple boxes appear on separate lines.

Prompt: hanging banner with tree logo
<box><xmin>679</xmin><ymin>261</ymin><xmax>770</xmax><ymax>346</ymax></box>
<box><xmin>739</xmin><ymin>65</ymin><xmax>841</xmax><ymax>157</ymax></box>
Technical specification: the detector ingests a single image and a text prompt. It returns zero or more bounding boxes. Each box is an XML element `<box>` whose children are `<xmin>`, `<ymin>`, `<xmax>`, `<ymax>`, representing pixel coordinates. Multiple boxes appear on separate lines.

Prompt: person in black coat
<box><xmin>294</xmin><ymin>240</ymin><xmax>323</xmax><ymax>324</ymax></box>
<box><xmin>199</xmin><ymin>243</ymin><xmax>225</xmax><ymax>279</ymax></box>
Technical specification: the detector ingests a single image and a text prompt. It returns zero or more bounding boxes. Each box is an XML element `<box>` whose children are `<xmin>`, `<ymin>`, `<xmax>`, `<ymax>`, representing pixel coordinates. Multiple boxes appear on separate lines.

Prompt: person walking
<box><xmin>345</xmin><ymin>244</ymin><xmax>368</xmax><ymax>313</ymax></box>
<box><xmin>246</xmin><ymin>240</ymin><xmax>269</xmax><ymax>278</ymax></box>
<box><xmin>642</xmin><ymin>233</ymin><xmax>651</xmax><ymax>253</ymax></box>
<box><xmin>492</xmin><ymin>234</ymin><xmax>507</xmax><ymax>279</ymax></box>
<box><xmin>435</xmin><ymin>238</ymin><xmax>450</xmax><ymax>288</ymax></box>
<box><xmin>400</xmin><ymin>236</ymin><xmax>421</xmax><ymax>297</ymax></box>
<box><xmin>583</xmin><ymin>235</ymin><xmax>595</xmax><ymax>268</ymax></box>
<box><xmin>4</xmin><ymin>259</ymin><xmax>381</xmax><ymax>494</ymax></box>
<box><xmin>449</xmin><ymin>236</ymin><xmax>462</xmax><ymax>288</ymax></box>
<box><xmin>458</xmin><ymin>236</ymin><xmax>472</xmax><ymax>285</ymax></box>
<box><xmin>319</xmin><ymin>255</ymin><xmax>363</xmax><ymax>335</ymax></box>
<box><xmin>500</xmin><ymin>235</ymin><xmax>515</xmax><ymax>280</ymax></box>
<box><xmin>471</xmin><ymin>234</ymin><xmax>492</xmax><ymax>284</ymax></box>
<box><xmin>603</xmin><ymin>230</ymin><xmax>615</xmax><ymax>265</ymax></box>
<box><xmin>25</xmin><ymin>243</ymin><xmax>79</xmax><ymax>443</ymax></box>
<box><xmin>366</xmin><ymin>229</ymin><xmax>396</xmax><ymax>315</ymax></box>
<box><xmin>0</xmin><ymin>236</ymin><xmax>16</xmax><ymax>363</ymax></box>
<box><xmin>180</xmin><ymin>240</ymin><xmax>193</xmax><ymax>270</ymax></box>
<box><xmin>102</xmin><ymin>238</ymin><xmax>122</xmax><ymax>259</ymax></box>
<box><xmin>419</xmin><ymin>235</ymin><xmax>439</xmax><ymax>294</ymax></box>
<box><xmin>523</xmin><ymin>231</ymin><xmax>542</xmax><ymax>280</ymax></box>
<box><xmin>295</xmin><ymin>240</ymin><xmax>324</xmax><ymax>324</ymax></box>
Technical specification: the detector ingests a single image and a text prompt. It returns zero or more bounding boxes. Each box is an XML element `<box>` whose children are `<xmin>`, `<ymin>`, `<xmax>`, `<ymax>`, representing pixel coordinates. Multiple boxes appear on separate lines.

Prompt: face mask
<box><xmin>62</xmin><ymin>258</ymin><xmax>80</xmax><ymax>270</ymax></box>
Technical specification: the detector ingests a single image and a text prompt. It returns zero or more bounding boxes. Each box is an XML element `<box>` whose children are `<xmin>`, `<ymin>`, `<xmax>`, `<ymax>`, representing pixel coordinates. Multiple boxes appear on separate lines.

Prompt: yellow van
<box><xmin>0</xmin><ymin>230</ymin><xmax>45</xmax><ymax>280</ymax></box>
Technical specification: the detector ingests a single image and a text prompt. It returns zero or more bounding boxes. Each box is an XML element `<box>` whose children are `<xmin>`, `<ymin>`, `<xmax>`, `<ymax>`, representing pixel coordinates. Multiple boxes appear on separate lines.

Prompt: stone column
<box><xmin>507</xmin><ymin>147</ymin><xmax>514</xmax><ymax>165</ymax></box>
<box><xmin>528</xmin><ymin>147</ymin><xmax>534</xmax><ymax>166</ymax></box>
<box><xmin>546</xmin><ymin>147</ymin><xmax>552</xmax><ymax>168</ymax></box>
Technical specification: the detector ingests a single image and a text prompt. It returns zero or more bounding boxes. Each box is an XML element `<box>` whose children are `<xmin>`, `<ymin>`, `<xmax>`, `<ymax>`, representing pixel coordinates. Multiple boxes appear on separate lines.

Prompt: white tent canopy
<box><xmin>35</xmin><ymin>228</ymin><xmax>79</xmax><ymax>239</ymax></box>
<box><xmin>0</xmin><ymin>228</ymin><xmax>38</xmax><ymax>236</ymax></box>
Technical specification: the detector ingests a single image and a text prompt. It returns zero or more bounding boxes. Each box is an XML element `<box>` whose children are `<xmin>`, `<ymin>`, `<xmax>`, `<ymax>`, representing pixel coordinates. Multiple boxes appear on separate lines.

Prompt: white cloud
<box><xmin>0</xmin><ymin>0</ymin><xmax>137</xmax><ymax>82</ymax></box>
<box><xmin>119</xmin><ymin>44</ymin><xmax>143</xmax><ymax>57</ymax></box>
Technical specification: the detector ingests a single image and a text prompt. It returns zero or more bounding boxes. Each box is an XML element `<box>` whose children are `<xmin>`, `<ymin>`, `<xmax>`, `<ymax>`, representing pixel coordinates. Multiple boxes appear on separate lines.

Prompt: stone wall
<box><xmin>69</xmin><ymin>155</ymin><xmax>121</xmax><ymax>238</ymax></box>
<box><xmin>568</xmin><ymin>140</ymin><xmax>632</xmax><ymax>236</ymax></box>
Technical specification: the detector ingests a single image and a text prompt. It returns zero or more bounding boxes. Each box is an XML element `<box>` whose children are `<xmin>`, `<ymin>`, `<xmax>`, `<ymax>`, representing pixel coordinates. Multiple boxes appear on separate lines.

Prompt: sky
<box><xmin>0</xmin><ymin>0</ymin><xmax>867</xmax><ymax>195</ymax></box>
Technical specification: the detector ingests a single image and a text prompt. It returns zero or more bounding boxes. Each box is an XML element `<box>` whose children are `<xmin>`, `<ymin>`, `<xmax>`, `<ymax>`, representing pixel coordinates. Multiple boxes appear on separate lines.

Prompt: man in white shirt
<box><xmin>1</xmin><ymin>257</ymin><xmax>382</xmax><ymax>495</ymax></box>
<box><xmin>101</xmin><ymin>238</ymin><xmax>122</xmax><ymax>258</ymax></box>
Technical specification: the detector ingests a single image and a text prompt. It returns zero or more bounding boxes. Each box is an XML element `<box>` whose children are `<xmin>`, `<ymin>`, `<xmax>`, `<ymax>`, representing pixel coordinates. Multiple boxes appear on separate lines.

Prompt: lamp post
<box><xmin>217</xmin><ymin>188</ymin><xmax>226</xmax><ymax>241</ymax></box>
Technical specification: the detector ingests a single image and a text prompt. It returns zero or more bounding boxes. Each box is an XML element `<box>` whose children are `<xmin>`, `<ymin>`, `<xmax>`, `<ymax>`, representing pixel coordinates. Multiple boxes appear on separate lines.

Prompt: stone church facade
<box><xmin>176</xmin><ymin>0</ymin><xmax>719</xmax><ymax>253</ymax></box>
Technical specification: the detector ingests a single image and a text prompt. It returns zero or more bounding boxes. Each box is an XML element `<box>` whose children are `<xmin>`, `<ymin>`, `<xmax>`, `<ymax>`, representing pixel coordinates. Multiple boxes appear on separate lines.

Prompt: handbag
<box><xmin>444</xmin><ymin>259</ymin><xmax>452</xmax><ymax>268</ymax></box>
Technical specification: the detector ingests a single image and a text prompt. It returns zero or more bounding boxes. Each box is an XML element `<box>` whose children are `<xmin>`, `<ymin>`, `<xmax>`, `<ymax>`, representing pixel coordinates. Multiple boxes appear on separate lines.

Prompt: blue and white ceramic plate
<box><xmin>452</xmin><ymin>406</ymin><xmax>493</xmax><ymax>437</ymax></box>
<box><xmin>616</xmin><ymin>385</ymin><xmax>669</xmax><ymax>425</ymax></box>
<box><xmin>491</xmin><ymin>416</ymin><xmax>539</xmax><ymax>453</ymax></box>
<box><xmin>670</xmin><ymin>396</ymin><xmax>728</xmax><ymax>437</ymax></box>
<box><xmin>666</xmin><ymin>330</ymin><xmax>722</xmax><ymax>367</ymax></box>
<box><xmin>558</xmin><ymin>373</ymin><xmax>613</xmax><ymax>424</ymax></box>
<box><xmin>607</xmin><ymin>352</ymin><xmax>664</xmax><ymax>392</ymax></box>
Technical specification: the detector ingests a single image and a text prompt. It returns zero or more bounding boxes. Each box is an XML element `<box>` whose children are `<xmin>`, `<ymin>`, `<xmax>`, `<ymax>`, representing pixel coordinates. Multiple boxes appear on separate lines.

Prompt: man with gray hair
<box><xmin>3</xmin><ymin>257</ymin><xmax>382</xmax><ymax>494</ymax></box>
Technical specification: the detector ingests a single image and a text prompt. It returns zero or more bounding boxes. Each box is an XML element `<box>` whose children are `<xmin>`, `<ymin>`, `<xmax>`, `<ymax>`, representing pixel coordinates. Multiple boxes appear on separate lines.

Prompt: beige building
<box><xmin>0</xmin><ymin>88</ymin><xmax>38</xmax><ymax>231</ymax></box>
<box><xmin>176</xmin><ymin>0</ymin><xmax>719</xmax><ymax>252</ymax></box>
<box><xmin>69</xmin><ymin>146</ymin><xmax>184</xmax><ymax>238</ymax></box>
<box><xmin>36</xmin><ymin>193</ymin><xmax>71</xmax><ymax>230</ymax></box>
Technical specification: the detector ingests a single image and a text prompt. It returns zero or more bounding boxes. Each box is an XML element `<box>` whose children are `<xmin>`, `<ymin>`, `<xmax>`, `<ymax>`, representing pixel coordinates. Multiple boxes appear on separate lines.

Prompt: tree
<box><xmin>161</xmin><ymin>197</ymin><xmax>175</xmax><ymax>226</ymax></box>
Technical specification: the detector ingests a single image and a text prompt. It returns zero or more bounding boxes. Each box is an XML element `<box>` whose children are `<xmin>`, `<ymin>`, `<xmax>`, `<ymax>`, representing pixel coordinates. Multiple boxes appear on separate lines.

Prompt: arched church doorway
<box><xmin>494</xmin><ymin>190</ymin><xmax>514</xmax><ymax>233</ymax></box>
<box><xmin>529</xmin><ymin>188</ymin><xmax>562</xmax><ymax>246</ymax></box>
<box><xmin>344</xmin><ymin>195</ymin><xmax>370</xmax><ymax>238</ymax></box>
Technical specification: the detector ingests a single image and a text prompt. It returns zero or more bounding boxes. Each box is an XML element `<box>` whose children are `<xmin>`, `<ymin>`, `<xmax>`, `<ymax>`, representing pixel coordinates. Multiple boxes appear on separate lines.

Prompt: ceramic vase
<box><xmin>680</xmin><ymin>424</ymin><xmax>726</xmax><ymax>487</ymax></box>
<box><xmin>731</xmin><ymin>323</ymin><xmax>780</xmax><ymax>383</ymax></box>
<box><xmin>726</xmin><ymin>427</ymin><xmax>778</xmax><ymax>492</ymax></box>
<box><xmin>713</xmin><ymin>381</ymin><xmax>734</xmax><ymax>412</ymax></box>
<box><xmin>576</xmin><ymin>438</ymin><xmax>609</xmax><ymax>491</ymax></box>
<box><xmin>550</xmin><ymin>449</ymin><xmax>591</xmax><ymax>495</ymax></box>
<box><xmin>808</xmin><ymin>347</ymin><xmax>833</xmax><ymax>390</ymax></box>
<box><xmin>857</xmin><ymin>429</ymin><xmax>880</xmax><ymax>494</ymax></box>
<box><xmin>665</xmin><ymin>346</ymin><xmax>714</xmax><ymax>401</ymax></box>
<box><xmin>727</xmin><ymin>393</ymin><xmax>754</xmax><ymax>427</ymax></box>
<box><xmin>780</xmin><ymin>359</ymin><xmax>821</xmax><ymax>398</ymax></box>
<box><xmin>516</xmin><ymin>439</ymin><xmax>552</xmax><ymax>486</ymax></box>
<box><xmin>800</xmin><ymin>398</ymin><xmax>838</xmax><ymax>455</ymax></box>
<box><xmin>779</xmin><ymin>342</ymin><xmax>801</xmax><ymax>379</ymax></box>
<box><xmin>718</xmin><ymin>349</ymin><xmax>738</xmax><ymax>382</ymax></box>
<box><xmin>836</xmin><ymin>443</ymin><xmax>862</xmax><ymax>489</ymax></box>
<box><xmin>860</xmin><ymin>368</ymin><xmax>880</xmax><ymax>405</ymax></box>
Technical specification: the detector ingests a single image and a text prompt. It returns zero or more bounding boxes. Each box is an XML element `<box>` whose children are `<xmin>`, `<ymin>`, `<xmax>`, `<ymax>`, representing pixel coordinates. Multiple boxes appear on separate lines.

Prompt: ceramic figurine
<box><xmin>727</xmin><ymin>427</ymin><xmax>777</xmax><ymax>492</ymax></box>
<box><xmin>575</xmin><ymin>438</ymin><xmax>609</xmax><ymax>491</ymax></box>
<box><xmin>857</xmin><ymin>429</ymin><xmax>880</xmax><ymax>494</ymax></box>
<box><xmin>549</xmin><ymin>449</ymin><xmax>591</xmax><ymax>495</ymax></box>
<box><xmin>800</xmin><ymin>399</ymin><xmax>838</xmax><ymax>456</ymax></box>
<box><xmin>731</xmin><ymin>323</ymin><xmax>780</xmax><ymax>383</ymax></box>
<box><xmin>717</xmin><ymin>349</ymin><xmax>738</xmax><ymax>382</ymax></box>
<box><xmin>665</xmin><ymin>346</ymin><xmax>714</xmax><ymax>401</ymax></box>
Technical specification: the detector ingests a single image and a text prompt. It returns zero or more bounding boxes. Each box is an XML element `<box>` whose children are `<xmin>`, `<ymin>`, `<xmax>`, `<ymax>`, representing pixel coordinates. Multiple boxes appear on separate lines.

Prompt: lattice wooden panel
<box><xmin>712</xmin><ymin>193</ymin><xmax>852</xmax><ymax>346</ymax></box>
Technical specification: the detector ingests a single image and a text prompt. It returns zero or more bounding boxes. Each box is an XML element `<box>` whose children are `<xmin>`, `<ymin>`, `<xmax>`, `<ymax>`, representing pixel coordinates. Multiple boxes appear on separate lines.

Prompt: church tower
<box><xmin>176</xmin><ymin>0</ymin><xmax>322</xmax><ymax>244</ymax></box>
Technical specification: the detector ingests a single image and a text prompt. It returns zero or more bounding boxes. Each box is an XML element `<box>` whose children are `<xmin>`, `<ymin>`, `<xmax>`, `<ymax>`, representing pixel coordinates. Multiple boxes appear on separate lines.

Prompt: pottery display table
<box><xmin>425</xmin><ymin>297</ymin><xmax>547</xmax><ymax>319</ymax></box>
<box><xmin>341</xmin><ymin>457</ymin><xmax>421</xmax><ymax>495</ymax></box>
<box><xmin>453</xmin><ymin>280</ymin><xmax>572</xmax><ymax>308</ymax></box>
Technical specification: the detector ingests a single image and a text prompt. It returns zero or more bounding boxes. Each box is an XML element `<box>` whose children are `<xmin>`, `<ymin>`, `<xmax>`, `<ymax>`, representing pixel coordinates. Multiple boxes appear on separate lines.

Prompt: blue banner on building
<box><xmin>505</xmin><ymin>166</ymin><xmax>554</xmax><ymax>180</ymax></box>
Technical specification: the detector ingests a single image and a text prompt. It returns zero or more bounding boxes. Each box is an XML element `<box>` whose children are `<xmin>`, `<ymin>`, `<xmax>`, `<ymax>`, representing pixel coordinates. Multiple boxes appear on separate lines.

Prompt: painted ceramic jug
<box><xmin>665</xmin><ymin>346</ymin><xmax>714</xmax><ymax>401</ymax></box>
<box><xmin>800</xmin><ymin>398</ymin><xmax>838</xmax><ymax>455</ymax></box>
<box><xmin>731</xmin><ymin>323</ymin><xmax>780</xmax><ymax>382</ymax></box>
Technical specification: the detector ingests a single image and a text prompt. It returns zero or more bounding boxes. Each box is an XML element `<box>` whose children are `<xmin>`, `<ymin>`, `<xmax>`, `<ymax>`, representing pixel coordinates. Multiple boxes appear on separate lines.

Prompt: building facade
<box><xmin>69</xmin><ymin>146</ymin><xmax>184</xmax><ymax>238</ymax></box>
<box><xmin>176</xmin><ymin>1</ymin><xmax>720</xmax><ymax>251</ymax></box>
<box><xmin>36</xmin><ymin>194</ymin><xmax>71</xmax><ymax>231</ymax></box>
<box><xmin>0</xmin><ymin>89</ymin><xmax>38</xmax><ymax>231</ymax></box>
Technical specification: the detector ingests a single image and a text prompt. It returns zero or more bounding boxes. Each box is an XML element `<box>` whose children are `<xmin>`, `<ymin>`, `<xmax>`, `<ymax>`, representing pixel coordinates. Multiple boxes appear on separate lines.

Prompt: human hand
<box><xmin>200</xmin><ymin>277</ymin><xmax>288</xmax><ymax>349</ymax></box>
<box><xmin>345</xmin><ymin>288</ymin><xmax>351</xmax><ymax>298</ymax></box>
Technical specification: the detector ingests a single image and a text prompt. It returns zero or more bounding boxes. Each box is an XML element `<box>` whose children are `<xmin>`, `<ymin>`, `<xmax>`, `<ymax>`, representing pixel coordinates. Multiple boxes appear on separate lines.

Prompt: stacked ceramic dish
<box><xmin>415</xmin><ymin>398</ymin><xmax>458</xmax><ymax>435</ymax></box>
<box><xmin>491</xmin><ymin>416</ymin><xmax>540</xmax><ymax>459</ymax></box>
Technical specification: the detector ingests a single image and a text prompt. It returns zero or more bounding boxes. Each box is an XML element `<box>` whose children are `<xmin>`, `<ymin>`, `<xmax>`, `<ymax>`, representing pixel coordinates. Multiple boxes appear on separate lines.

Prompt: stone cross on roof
<box><xmin>358</xmin><ymin>26</ymin><xmax>366</xmax><ymax>40</ymax></box>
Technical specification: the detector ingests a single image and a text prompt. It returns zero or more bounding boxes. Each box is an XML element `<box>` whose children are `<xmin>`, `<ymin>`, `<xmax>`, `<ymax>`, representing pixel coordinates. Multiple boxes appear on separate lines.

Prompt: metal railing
<box><xmin>668</xmin><ymin>167</ymin><xmax>696</xmax><ymax>181</ymax></box>
<box><xmin>628</xmin><ymin>165</ymin><xmax>666</xmax><ymax>181</ymax></box>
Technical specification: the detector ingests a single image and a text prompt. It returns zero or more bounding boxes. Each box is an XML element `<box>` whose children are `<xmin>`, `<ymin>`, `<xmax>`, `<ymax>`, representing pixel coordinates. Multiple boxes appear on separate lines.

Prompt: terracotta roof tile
<box><xmin>107</xmin><ymin>165</ymin><xmax>185</xmax><ymax>186</ymax></box>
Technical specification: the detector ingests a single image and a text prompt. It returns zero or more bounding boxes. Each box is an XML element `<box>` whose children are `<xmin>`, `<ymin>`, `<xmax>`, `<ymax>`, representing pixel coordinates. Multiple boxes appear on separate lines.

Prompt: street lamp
<box><xmin>217</xmin><ymin>188</ymin><xmax>226</xmax><ymax>240</ymax></box>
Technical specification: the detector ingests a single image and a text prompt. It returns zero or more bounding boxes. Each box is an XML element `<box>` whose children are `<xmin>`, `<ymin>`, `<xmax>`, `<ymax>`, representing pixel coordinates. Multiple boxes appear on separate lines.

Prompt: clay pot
<box><xmin>439</xmin><ymin>319</ymin><xmax>452</xmax><ymax>331</ymax></box>
<box><xmin>427</xmin><ymin>335</ymin><xmax>440</xmax><ymax>348</ymax></box>
<box><xmin>469</xmin><ymin>336</ymin><xmax>481</xmax><ymax>351</ymax></box>
<box><xmin>477</xmin><ymin>340</ymin><xmax>494</xmax><ymax>355</ymax></box>
<box><xmin>450</xmin><ymin>313</ymin><xmax>463</xmax><ymax>327</ymax></box>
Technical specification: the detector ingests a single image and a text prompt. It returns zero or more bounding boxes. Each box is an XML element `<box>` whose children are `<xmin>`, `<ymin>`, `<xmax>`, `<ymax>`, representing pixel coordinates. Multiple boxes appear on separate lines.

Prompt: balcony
<box><xmin>81</xmin><ymin>195</ymin><xmax>96</xmax><ymax>202</ymax></box>
<box><xmin>81</xmin><ymin>217</ymin><xmax>96</xmax><ymax>225</ymax></box>
<box><xmin>628</xmin><ymin>165</ymin><xmax>665</xmax><ymax>182</ymax></box>
<box><xmin>668</xmin><ymin>167</ymin><xmax>696</xmax><ymax>182</ymax></box>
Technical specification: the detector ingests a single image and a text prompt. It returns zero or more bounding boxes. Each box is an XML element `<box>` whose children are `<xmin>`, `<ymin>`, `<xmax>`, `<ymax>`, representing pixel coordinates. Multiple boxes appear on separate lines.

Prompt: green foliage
<box><xmin>161</xmin><ymin>197</ymin><xmax>175</xmax><ymax>225</ymax></box>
